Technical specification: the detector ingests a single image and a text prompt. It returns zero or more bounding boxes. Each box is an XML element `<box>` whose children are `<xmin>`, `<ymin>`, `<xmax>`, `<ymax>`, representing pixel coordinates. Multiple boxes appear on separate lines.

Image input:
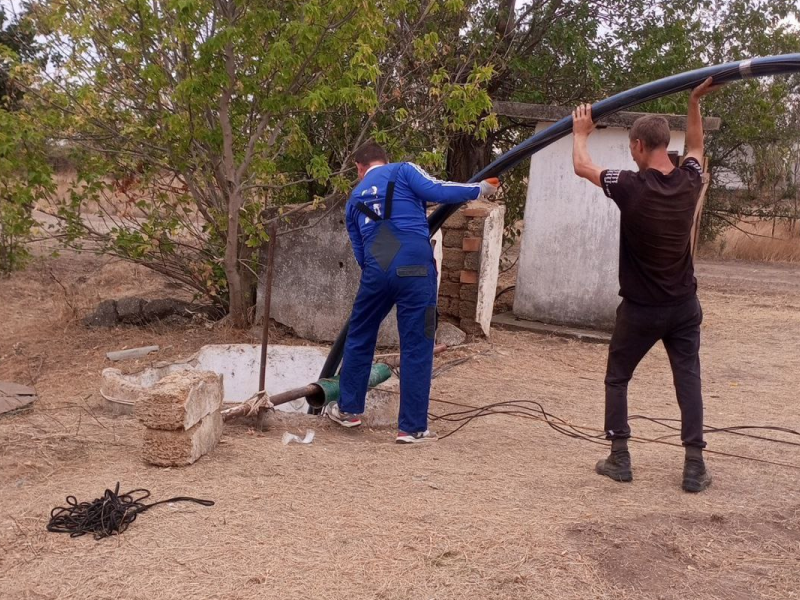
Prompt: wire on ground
<box><xmin>423</xmin><ymin>394</ymin><xmax>800</xmax><ymax>471</ymax></box>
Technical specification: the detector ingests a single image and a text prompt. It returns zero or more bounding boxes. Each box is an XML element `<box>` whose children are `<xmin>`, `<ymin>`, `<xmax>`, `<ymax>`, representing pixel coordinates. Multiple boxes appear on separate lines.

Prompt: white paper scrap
<box><xmin>281</xmin><ymin>429</ymin><xmax>316</xmax><ymax>445</ymax></box>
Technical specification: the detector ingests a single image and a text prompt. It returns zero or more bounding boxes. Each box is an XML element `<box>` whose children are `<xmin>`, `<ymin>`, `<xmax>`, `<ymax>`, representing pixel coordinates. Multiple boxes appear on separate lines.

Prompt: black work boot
<box><xmin>682</xmin><ymin>447</ymin><xmax>712</xmax><ymax>493</ymax></box>
<box><xmin>595</xmin><ymin>439</ymin><xmax>633</xmax><ymax>482</ymax></box>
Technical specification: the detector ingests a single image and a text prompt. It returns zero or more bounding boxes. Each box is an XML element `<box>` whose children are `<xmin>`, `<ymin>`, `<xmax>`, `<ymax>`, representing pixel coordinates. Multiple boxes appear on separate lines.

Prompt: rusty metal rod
<box><xmin>258</xmin><ymin>222</ymin><xmax>278</xmax><ymax>396</ymax></box>
<box><xmin>221</xmin><ymin>383</ymin><xmax>322</xmax><ymax>422</ymax></box>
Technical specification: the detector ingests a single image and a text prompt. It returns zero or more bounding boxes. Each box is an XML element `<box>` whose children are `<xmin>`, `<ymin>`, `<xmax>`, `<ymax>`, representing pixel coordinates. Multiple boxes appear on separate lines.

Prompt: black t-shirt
<box><xmin>600</xmin><ymin>158</ymin><xmax>704</xmax><ymax>306</ymax></box>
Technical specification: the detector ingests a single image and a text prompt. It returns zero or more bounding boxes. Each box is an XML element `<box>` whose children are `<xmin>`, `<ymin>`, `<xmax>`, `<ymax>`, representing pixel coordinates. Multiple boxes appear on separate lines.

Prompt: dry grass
<box><xmin>1</xmin><ymin>251</ymin><xmax>800</xmax><ymax>599</ymax></box>
<box><xmin>42</xmin><ymin>172</ymin><xmax>197</xmax><ymax>220</ymax></box>
<box><xmin>701</xmin><ymin>219</ymin><xmax>800</xmax><ymax>262</ymax></box>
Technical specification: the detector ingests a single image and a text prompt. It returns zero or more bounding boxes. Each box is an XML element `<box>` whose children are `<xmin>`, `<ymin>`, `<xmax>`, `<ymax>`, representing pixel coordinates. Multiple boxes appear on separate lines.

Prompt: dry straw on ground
<box><xmin>1</xmin><ymin>250</ymin><xmax>800</xmax><ymax>599</ymax></box>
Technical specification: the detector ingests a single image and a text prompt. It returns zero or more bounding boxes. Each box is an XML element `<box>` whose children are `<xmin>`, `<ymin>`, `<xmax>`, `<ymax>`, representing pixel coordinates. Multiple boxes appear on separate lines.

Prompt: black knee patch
<box><xmin>425</xmin><ymin>305</ymin><xmax>438</xmax><ymax>340</ymax></box>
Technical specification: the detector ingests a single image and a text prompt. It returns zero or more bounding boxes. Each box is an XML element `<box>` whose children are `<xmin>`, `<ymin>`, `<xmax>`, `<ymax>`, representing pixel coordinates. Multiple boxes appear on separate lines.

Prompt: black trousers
<box><xmin>604</xmin><ymin>295</ymin><xmax>705</xmax><ymax>448</ymax></box>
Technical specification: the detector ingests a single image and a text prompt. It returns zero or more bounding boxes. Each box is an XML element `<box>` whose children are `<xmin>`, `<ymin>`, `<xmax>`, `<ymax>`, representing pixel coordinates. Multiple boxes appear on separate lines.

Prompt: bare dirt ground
<box><xmin>2</xmin><ymin>251</ymin><xmax>800</xmax><ymax>600</ymax></box>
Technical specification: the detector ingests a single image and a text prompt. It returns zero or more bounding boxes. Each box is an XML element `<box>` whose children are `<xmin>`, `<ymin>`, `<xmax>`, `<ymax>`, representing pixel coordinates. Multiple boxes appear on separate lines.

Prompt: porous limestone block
<box><xmin>135</xmin><ymin>370</ymin><xmax>223</xmax><ymax>431</ymax></box>
<box><xmin>142</xmin><ymin>410</ymin><xmax>223</xmax><ymax>466</ymax></box>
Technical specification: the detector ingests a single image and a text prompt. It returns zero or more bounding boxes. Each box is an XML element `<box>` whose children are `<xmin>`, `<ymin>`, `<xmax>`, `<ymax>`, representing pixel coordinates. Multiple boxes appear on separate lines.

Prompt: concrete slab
<box><xmin>256</xmin><ymin>205</ymin><xmax>443</xmax><ymax>346</ymax></box>
<box><xmin>0</xmin><ymin>382</ymin><xmax>37</xmax><ymax>417</ymax></box>
<box><xmin>475</xmin><ymin>204</ymin><xmax>505</xmax><ymax>336</ymax></box>
<box><xmin>492</xmin><ymin>312</ymin><xmax>611</xmax><ymax>344</ymax></box>
<box><xmin>106</xmin><ymin>345</ymin><xmax>159</xmax><ymax>362</ymax></box>
<box><xmin>101</xmin><ymin>344</ymin><xmax>329</xmax><ymax>413</ymax></box>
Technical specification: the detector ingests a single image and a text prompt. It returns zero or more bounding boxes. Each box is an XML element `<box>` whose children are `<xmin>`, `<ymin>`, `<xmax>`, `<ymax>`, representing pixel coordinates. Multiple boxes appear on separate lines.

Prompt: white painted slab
<box><xmin>101</xmin><ymin>344</ymin><xmax>328</xmax><ymax>413</ymax></box>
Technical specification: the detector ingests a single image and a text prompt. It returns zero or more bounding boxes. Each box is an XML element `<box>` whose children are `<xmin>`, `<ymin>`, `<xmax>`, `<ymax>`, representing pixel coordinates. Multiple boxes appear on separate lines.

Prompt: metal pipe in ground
<box><xmin>221</xmin><ymin>384</ymin><xmax>320</xmax><ymax>422</ymax></box>
<box><xmin>222</xmin><ymin>344</ymin><xmax>450</xmax><ymax>423</ymax></box>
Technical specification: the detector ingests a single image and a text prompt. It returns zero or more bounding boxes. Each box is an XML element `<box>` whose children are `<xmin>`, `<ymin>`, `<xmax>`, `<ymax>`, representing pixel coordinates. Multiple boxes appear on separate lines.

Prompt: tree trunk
<box><xmin>446</xmin><ymin>132</ymin><xmax>492</xmax><ymax>182</ymax></box>
<box><xmin>224</xmin><ymin>187</ymin><xmax>248</xmax><ymax>329</ymax></box>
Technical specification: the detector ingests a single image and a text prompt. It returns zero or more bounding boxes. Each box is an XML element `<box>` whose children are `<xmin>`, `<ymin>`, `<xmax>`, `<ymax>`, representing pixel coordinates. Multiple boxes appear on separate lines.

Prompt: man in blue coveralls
<box><xmin>327</xmin><ymin>141</ymin><xmax>499</xmax><ymax>443</ymax></box>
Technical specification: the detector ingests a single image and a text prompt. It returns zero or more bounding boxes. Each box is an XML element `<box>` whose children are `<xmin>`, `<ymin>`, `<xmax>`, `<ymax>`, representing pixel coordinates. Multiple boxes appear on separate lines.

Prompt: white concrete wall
<box><xmin>514</xmin><ymin>123</ymin><xmax>686</xmax><ymax>330</ymax></box>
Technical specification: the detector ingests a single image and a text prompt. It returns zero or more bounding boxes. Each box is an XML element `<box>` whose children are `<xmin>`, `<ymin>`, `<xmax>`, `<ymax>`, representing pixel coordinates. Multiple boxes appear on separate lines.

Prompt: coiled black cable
<box><xmin>46</xmin><ymin>483</ymin><xmax>214</xmax><ymax>539</ymax></box>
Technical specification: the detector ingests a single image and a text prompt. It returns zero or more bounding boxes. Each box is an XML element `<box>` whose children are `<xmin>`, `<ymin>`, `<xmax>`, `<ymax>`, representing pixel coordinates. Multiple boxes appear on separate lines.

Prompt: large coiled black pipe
<box><xmin>316</xmin><ymin>53</ymin><xmax>800</xmax><ymax>387</ymax></box>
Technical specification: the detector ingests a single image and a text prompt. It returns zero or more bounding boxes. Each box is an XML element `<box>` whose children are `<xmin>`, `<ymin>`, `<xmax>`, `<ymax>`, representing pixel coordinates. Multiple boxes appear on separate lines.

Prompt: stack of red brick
<box><xmin>437</xmin><ymin>201</ymin><xmax>494</xmax><ymax>334</ymax></box>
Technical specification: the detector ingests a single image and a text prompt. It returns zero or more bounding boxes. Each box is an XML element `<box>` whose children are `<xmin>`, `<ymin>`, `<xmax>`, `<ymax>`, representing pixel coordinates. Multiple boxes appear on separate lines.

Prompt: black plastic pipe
<box><xmin>317</xmin><ymin>53</ymin><xmax>800</xmax><ymax>385</ymax></box>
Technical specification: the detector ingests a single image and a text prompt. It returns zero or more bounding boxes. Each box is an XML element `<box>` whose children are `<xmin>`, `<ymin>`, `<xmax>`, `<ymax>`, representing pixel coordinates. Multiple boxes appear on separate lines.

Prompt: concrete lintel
<box><xmin>492</xmin><ymin>312</ymin><xmax>611</xmax><ymax>344</ymax></box>
<box><xmin>494</xmin><ymin>101</ymin><xmax>721</xmax><ymax>132</ymax></box>
<box><xmin>475</xmin><ymin>204</ymin><xmax>505</xmax><ymax>336</ymax></box>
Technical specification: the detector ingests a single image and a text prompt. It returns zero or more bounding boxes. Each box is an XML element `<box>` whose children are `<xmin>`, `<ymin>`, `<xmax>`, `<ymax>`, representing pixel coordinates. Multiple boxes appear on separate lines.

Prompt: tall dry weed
<box><xmin>701</xmin><ymin>219</ymin><xmax>800</xmax><ymax>262</ymax></box>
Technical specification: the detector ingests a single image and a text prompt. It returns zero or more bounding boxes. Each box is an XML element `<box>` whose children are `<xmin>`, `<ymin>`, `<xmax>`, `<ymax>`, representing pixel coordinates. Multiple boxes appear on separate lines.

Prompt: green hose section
<box><xmin>309</xmin><ymin>362</ymin><xmax>392</xmax><ymax>408</ymax></box>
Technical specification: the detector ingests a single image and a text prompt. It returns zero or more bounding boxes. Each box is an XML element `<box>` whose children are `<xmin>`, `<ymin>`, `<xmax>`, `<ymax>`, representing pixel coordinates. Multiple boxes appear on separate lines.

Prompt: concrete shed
<box><xmin>494</xmin><ymin>102</ymin><xmax>720</xmax><ymax>330</ymax></box>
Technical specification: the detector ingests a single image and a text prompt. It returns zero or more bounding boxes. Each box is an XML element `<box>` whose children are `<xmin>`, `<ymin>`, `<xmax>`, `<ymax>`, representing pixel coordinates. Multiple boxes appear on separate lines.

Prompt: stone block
<box><xmin>446</xmin><ymin>269</ymin><xmax>462</xmax><ymax>283</ymax></box>
<box><xmin>136</xmin><ymin>370</ymin><xmax>223</xmax><ymax>431</ymax></box>
<box><xmin>464</xmin><ymin>206</ymin><xmax>491</xmax><ymax>218</ymax></box>
<box><xmin>460</xmin><ymin>270</ymin><xmax>479</xmax><ymax>284</ymax></box>
<box><xmin>443</xmin><ymin>247</ymin><xmax>465</xmax><ymax>268</ymax></box>
<box><xmin>443</xmin><ymin>229</ymin><xmax>465</xmax><ymax>248</ymax></box>
<box><xmin>142</xmin><ymin>410</ymin><xmax>223</xmax><ymax>467</ymax></box>
<box><xmin>464</xmin><ymin>251</ymin><xmax>480</xmax><ymax>271</ymax></box>
<box><xmin>462</xmin><ymin>237</ymin><xmax>482</xmax><ymax>252</ymax></box>
<box><xmin>467</xmin><ymin>218</ymin><xmax>486</xmax><ymax>235</ymax></box>
<box><xmin>436</xmin><ymin>322</ymin><xmax>467</xmax><ymax>347</ymax></box>
<box><xmin>84</xmin><ymin>300</ymin><xmax>118</xmax><ymax>327</ymax></box>
<box><xmin>116</xmin><ymin>297</ymin><xmax>145</xmax><ymax>324</ymax></box>
<box><xmin>444</xmin><ymin>210</ymin><xmax>469</xmax><ymax>229</ymax></box>
<box><xmin>459</xmin><ymin>300</ymin><xmax>478</xmax><ymax>317</ymax></box>
<box><xmin>439</xmin><ymin>281</ymin><xmax>461</xmax><ymax>298</ymax></box>
<box><xmin>143</xmin><ymin>298</ymin><xmax>184</xmax><ymax>320</ymax></box>
<box><xmin>459</xmin><ymin>284</ymin><xmax>478</xmax><ymax>301</ymax></box>
<box><xmin>437</xmin><ymin>297</ymin><xmax>458</xmax><ymax>317</ymax></box>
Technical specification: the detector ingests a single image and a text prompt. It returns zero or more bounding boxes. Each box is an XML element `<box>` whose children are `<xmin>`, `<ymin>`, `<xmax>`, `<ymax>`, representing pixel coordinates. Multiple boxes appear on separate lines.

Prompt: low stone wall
<box><xmin>257</xmin><ymin>203</ymin><xmax>443</xmax><ymax>346</ymax></box>
<box><xmin>257</xmin><ymin>200</ymin><xmax>502</xmax><ymax>343</ymax></box>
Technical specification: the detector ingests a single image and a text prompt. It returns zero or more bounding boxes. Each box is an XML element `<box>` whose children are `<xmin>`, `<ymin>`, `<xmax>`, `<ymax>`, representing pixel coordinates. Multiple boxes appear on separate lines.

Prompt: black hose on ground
<box><xmin>46</xmin><ymin>483</ymin><xmax>214</xmax><ymax>539</ymax></box>
<box><xmin>317</xmin><ymin>53</ymin><xmax>800</xmax><ymax>384</ymax></box>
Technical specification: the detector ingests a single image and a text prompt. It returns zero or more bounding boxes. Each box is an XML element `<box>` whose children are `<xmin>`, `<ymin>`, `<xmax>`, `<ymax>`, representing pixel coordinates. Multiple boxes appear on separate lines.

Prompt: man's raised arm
<box><xmin>572</xmin><ymin>103</ymin><xmax>604</xmax><ymax>188</ymax></box>
<box><xmin>685</xmin><ymin>77</ymin><xmax>722</xmax><ymax>164</ymax></box>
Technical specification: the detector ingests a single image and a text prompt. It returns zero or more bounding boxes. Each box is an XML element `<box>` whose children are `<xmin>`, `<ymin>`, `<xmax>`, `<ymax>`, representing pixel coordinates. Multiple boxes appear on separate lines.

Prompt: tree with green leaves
<box><xmin>26</xmin><ymin>0</ymin><xmax>497</xmax><ymax>326</ymax></box>
<box><xmin>14</xmin><ymin>0</ymin><xmax>799</xmax><ymax>302</ymax></box>
<box><xmin>0</xmin><ymin>8</ymin><xmax>53</xmax><ymax>274</ymax></box>
<box><xmin>430</xmin><ymin>0</ymin><xmax>799</xmax><ymax>241</ymax></box>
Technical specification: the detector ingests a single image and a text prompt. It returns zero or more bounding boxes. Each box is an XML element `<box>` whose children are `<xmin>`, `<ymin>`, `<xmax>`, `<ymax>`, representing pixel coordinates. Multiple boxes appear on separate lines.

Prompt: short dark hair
<box><xmin>353</xmin><ymin>141</ymin><xmax>388</xmax><ymax>165</ymax></box>
<box><xmin>629</xmin><ymin>115</ymin><xmax>670</xmax><ymax>150</ymax></box>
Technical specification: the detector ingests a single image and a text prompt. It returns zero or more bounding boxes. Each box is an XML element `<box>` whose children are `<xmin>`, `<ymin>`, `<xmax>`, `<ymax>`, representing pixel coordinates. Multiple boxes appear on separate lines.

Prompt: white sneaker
<box><xmin>396</xmin><ymin>430</ymin><xmax>437</xmax><ymax>444</ymax></box>
<box><xmin>326</xmin><ymin>402</ymin><xmax>362</xmax><ymax>428</ymax></box>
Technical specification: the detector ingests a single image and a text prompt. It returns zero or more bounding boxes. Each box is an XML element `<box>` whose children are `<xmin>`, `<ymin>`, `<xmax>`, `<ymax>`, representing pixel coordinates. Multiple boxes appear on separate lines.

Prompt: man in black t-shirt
<box><xmin>571</xmin><ymin>77</ymin><xmax>720</xmax><ymax>493</ymax></box>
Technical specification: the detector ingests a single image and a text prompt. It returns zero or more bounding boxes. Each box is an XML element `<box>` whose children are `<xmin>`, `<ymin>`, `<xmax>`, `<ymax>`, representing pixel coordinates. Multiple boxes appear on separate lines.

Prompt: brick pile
<box><xmin>135</xmin><ymin>371</ymin><xmax>224</xmax><ymax>466</ymax></box>
<box><xmin>437</xmin><ymin>201</ymin><xmax>493</xmax><ymax>334</ymax></box>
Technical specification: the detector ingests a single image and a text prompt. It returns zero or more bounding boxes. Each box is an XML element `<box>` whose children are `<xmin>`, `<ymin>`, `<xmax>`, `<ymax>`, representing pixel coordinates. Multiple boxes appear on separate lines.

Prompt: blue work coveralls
<box><xmin>340</xmin><ymin>162</ymin><xmax>482</xmax><ymax>433</ymax></box>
